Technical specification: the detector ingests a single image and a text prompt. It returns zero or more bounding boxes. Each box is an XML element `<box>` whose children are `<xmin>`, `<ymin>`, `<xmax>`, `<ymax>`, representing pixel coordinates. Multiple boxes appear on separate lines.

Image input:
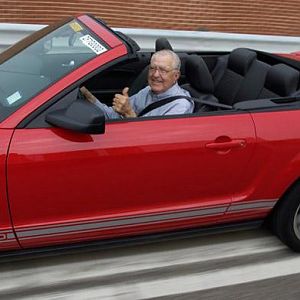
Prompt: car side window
<box><xmin>23</xmin><ymin>88</ymin><xmax>81</xmax><ymax>129</ymax></box>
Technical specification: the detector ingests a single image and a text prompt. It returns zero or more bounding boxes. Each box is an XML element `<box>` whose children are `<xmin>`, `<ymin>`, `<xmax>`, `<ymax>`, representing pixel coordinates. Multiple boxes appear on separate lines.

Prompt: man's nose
<box><xmin>152</xmin><ymin>68</ymin><xmax>160</xmax><ymax>76</ymax></box>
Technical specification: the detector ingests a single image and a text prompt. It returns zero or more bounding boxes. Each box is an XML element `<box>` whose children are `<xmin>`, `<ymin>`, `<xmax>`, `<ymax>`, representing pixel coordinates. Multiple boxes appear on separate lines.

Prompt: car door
<box><xmin>7</xmin><ymin>110</ymin><xmax>256</xmax><ymax>248</ymax></box>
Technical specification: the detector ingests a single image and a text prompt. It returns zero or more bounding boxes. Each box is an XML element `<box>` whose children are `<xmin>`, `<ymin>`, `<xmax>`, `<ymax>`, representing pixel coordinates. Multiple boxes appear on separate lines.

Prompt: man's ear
<box><xmin>174</xmin><ymin>70</ymin><xmax>180</xmax><ymax>81</ymax></box>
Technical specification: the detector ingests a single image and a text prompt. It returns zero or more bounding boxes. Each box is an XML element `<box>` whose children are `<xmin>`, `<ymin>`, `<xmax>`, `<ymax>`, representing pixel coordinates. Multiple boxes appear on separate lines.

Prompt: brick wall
<box><xmin>1</xmin><ymin>0</ymin><xmax>300</xmax><ymax>36</ymax></box>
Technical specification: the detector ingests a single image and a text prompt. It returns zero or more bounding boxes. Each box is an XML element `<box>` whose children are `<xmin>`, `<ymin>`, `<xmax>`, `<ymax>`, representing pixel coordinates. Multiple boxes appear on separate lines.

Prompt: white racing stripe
<box><xmin>0</xmin><ymin>230</ymin><xmax>16</xmax><ymax>242</ymax></box>
<box><xmin>16</xmin><ymin>206</ymin><xmax>227</xmax><ymax>239</ymax></box>
<box><xmin>228</xmin><ymin>199</ymin><xmax>277</xmax><ymax>212</ymax></box>
<box><xmin>15</xmin><ymin>199</ymin><xmax>276</xmax><ymax>240</ymax></box>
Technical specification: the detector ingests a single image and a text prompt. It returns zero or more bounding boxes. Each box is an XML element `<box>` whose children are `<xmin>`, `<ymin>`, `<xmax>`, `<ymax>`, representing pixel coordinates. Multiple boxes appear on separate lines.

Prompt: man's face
<box><xmin>148</xmin><ymin>54</ymin><xmax>180</xmax><ymax>94</ymax></box>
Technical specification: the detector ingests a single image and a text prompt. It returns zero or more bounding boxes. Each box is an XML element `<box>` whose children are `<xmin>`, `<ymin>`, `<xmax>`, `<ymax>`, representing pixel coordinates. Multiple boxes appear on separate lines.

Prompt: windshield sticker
<box><xmin>69</xmin><ymin>22</ymin><xmax>83</xmax><ymax>32</ymax></box>
<box><xmin>80</xmin><ymin>35</ymin><xmax>107</xmax><ymax>55</ymax></box>
<box><xmin>6</xmin><ymin>91</ymin><xmax>22</xmax><ymax>105</ymax></box>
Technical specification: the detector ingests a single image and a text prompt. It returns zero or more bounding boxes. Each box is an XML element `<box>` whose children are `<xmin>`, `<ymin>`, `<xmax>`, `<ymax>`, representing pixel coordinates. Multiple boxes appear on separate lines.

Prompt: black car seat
<box><xmin>214</xmin><ymin>48</ymin><xmax>257</xmax><ymax>105</ymax></box>
<box><xmin>155</xmin><ymin>37</ymin><xmax>173</xmax><ymax>52</ymax></box>
<box><xmin>211</xmin><ymin>54</ymin><xmax>229</xmax><ymax>87</ymax></box>
<box><xmin>258</xmin><ymin>63</ymin><xmax>299</xmax><ymax>98</ymax></box>
<box><xmin>129</xmin><ymin>38</ymin><xmax>173</xmax><ymax>96</ymax></box>
<box><xmin>233</xmin><ymin>59</ymin><xmax>270</xmax><ymax>103</ymax></box>
<box><xmin>181</xmin><ymin>55</ymin><xmax>219</xmax><ymax>112</ymax></box>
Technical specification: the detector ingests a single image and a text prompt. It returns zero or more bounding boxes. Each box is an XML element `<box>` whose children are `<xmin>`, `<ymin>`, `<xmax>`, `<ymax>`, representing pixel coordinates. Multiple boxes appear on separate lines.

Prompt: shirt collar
<box><xmin>149</xmin><ymin>83</ymin><xmax>180</xmax><ymax>101</ymax></box>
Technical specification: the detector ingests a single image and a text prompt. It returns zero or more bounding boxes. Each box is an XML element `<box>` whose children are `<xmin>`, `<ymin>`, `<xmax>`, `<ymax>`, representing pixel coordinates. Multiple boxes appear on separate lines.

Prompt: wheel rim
<box><xmin>293</xmin><ymin>204</ymin><xmax>300</xmax><ymax>240</ymax></box>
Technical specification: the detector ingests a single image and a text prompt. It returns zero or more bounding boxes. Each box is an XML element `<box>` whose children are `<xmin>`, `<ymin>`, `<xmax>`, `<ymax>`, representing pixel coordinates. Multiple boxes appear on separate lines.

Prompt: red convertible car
<box><xmin>1</xmin><ymin>14</ymin><xmax>300</xmax><ymax>254</ymax></box>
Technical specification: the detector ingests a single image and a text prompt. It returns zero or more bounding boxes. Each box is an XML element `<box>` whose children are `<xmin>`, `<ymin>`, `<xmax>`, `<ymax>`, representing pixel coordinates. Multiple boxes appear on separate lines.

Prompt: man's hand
<box><xmin>112</xmin><ymin>87</ymin><xmax>137</xmax><ymax>118</ymax></box>
<box><xmin>80</xmin><ymin>86</ymin><xmax>97</xmax><ymax>104</ymax></box>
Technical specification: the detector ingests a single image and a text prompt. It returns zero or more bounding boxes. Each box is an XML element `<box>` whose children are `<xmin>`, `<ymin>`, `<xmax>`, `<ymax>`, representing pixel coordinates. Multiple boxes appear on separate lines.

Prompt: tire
<box><xmin>272</xmin><ymin>183</ymin><xmax>300</xmax><ymax>252</ymax></box>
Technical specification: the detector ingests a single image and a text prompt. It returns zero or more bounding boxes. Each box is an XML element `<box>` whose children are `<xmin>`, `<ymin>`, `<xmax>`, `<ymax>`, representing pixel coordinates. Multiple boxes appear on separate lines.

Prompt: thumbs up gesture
<box><xmin>112</xmin><ymin>87</ymin><xmax>137</xmax><ymax>118</ymax></box>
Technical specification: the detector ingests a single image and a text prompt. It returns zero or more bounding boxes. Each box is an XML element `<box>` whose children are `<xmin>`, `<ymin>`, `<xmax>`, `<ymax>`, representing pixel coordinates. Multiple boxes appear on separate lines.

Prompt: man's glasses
<box><xmin>149</xmin><ymin>65</ymin><xmax>176</xmax><ymax>76</ymax></box>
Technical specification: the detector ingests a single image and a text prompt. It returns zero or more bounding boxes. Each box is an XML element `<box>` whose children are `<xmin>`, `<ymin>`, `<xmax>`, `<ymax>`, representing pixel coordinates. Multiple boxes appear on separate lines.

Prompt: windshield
<box><xmin>0</xmin><ymin>20</ymin><xmax>109</xmax><ymax>122</ymax></box>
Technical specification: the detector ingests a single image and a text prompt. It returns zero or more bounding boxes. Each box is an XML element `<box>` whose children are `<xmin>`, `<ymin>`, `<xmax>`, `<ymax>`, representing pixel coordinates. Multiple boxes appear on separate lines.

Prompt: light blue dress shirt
<box><xmin>94</xmin><ymin>83</ymin><xmax>193</xmax><ymax>119</ymax></box>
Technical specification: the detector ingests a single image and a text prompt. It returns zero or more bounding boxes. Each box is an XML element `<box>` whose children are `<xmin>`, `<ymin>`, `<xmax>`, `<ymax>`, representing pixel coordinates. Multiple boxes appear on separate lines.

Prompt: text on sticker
<box><xmin>7</xmin><ymin>91</ymin><xmax>22</xmax><ymax>105</ymax></box>
<box><xmin>80</xmin><ymin>35</ymin><xmax>107</xmax><ymax>55</ymax></box>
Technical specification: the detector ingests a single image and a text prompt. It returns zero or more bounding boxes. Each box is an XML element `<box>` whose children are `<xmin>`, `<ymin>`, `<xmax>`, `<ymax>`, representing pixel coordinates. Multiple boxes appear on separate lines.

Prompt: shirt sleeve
<box><xmin>93</xmin><ymin>99</ymin><xmax>122</xmax><ymax>119</ymax></box>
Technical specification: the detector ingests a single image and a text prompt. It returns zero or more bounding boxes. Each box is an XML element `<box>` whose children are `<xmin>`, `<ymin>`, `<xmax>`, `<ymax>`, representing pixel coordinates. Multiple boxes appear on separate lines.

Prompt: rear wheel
<box><xmin>272</xmin><ymin>184</ymin><xmax>300</xmax><ymax>252</ymax></box>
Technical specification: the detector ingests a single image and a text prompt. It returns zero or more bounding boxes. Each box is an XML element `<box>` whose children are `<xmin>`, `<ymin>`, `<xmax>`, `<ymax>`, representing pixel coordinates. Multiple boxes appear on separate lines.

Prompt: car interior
<box><xmin>81</xmin><ymin>37</ymin><xmax>300</xmax><ymax>116</ymax></box>
<box><xmin>20</xmin><ymin>37</ymin><xmax>300</xmax><ymax>130</ymax></box>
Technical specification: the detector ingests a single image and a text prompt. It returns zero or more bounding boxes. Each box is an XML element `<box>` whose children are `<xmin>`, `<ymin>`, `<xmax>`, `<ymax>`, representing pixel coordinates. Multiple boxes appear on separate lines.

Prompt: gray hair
<box><xmin>151</xmin><ymin>49</ymin><xmax>181</xmax><ymax>71</ymax></box>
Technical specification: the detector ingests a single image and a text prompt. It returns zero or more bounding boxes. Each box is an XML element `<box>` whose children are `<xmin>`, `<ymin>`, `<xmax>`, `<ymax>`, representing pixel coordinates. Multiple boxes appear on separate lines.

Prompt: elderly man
<box><xmin>80</xmin><ymin>50</ymin><xmax>193</xmax><ymax>119</ymax></box>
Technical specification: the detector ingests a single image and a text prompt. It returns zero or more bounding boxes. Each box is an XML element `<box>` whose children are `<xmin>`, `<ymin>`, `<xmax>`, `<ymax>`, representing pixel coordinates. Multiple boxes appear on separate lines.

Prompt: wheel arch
<box><xmin>270</xmin><ymin>177</ymin><xmax>300</xmax><ymax>215</ymax></box>
<box><xmin>266</xmin><ymin>176</ymin><xmax>300</xmax><ymax>232</ymax></box>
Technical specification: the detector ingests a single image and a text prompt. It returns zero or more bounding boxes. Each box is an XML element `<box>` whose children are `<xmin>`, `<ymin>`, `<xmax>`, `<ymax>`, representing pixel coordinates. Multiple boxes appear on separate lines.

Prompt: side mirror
<box><xmin>46</xmin><ymin>99</ymin><xmax>105</xmax><ymax>134</ymax></box>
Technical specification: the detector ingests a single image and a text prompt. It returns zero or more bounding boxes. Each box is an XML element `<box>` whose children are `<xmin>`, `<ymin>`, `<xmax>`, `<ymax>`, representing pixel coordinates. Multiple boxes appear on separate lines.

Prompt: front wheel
<box><xmin>272</xmin><ymin>183</ymin><xmax>300</xmax><ymax>252</ymax></box>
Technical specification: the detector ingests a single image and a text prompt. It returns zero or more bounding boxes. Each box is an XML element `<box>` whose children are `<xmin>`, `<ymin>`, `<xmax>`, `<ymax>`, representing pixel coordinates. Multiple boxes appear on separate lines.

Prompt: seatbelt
<box><xmin>138</xmin><ymin>95</ymin><xmax>232</xmax><ymax>117</ymax></box>
<box><xmin>138</xmin><ymin>96</ymin><xmax>185</xmax><ymax>117</ymax></box>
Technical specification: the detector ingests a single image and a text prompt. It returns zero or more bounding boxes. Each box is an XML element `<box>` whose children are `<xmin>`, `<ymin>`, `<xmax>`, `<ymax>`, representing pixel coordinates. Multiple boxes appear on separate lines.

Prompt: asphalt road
<box><xmin>1</xmin><ymin>228</ymin><xmax>300</xmax><ymax>299</ymax></box>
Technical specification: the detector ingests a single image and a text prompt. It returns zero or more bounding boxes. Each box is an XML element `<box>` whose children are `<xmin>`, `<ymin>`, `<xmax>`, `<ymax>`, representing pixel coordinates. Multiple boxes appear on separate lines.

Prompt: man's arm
<box><xmin>80</xmin><ymin>86</ymin><xmax>137</xmax><ymax>119</ymax></box>
<box><xmin>80</xmin><ymin>86</ymin><xmax>98</xmax><ymax>104</ymax></box>
<box><xmin>80</xmin><ymin>86</ymin><xmax>121</xmax><ymax>119</ymax></box>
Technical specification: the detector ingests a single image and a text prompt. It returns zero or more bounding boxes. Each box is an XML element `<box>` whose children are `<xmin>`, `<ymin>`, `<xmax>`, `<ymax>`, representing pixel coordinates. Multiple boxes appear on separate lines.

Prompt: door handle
<box><xmin>205</xmin><ymin>139</ymin><xmax>246</xmax><ymax>150</ymax></box>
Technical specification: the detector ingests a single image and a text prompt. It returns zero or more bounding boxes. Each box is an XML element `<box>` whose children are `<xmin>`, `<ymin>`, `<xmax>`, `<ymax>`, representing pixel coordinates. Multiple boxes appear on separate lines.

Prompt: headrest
<box><xmin>155</xmin><ymin>38</ymin><xmax>173</xmax><ymax>51</ymax></box>
<box><xmin>185</xmin><ymin>55</ymin><xmax>214</xmax><ymax>93</ymax></box>
<box><xmin>265</xmin><ymin>64</ymin><xmax>299</xmax><ymax>96</ymax></box>
<box><xmin>228</xmin><ymin>48</ymin><xmax>257</xmax><ymax>75</ymax></box>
